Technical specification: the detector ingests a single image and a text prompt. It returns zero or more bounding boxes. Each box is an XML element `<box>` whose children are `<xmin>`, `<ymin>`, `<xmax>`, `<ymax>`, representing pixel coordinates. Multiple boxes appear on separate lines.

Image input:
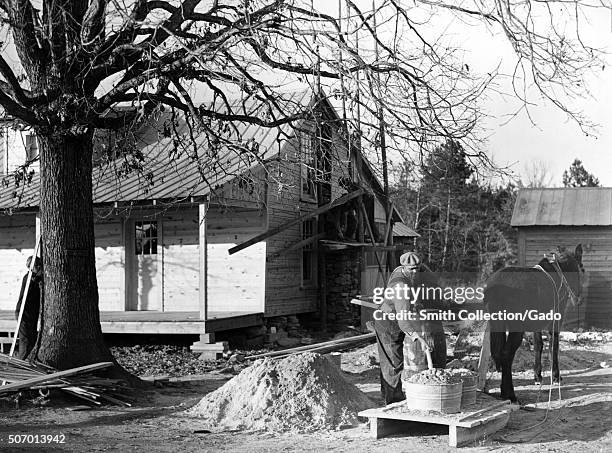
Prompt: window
<box><xmin>318</xmin><ymin>123</ymin><xmax>333</xmax><ymax>183</ymax></box>
<box><xmin>301</xmin><ymin>219</ymin><xmax>317</xmax><ymax>286</ymax></box>
<box><xmin>135</xmin><ymin>221</ymin><xmax>158</xmax><ymax>255</ymax></box>
<box><xmin>24</xmin><ymin>133</ymin><xmax>38</xmax><ymax>162</ymax></box>
<box><xmin>300</xmin><ymin>132</ymin><xmax>317</xmax><ymax>201</ymax></box>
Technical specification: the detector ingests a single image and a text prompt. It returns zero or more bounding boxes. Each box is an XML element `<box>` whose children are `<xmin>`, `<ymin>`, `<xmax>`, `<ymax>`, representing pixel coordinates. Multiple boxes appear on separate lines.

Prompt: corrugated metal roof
<box><xmin>511</xmin><ymin>187</ymin><xmax>612</xmax><ymax>226</ymax></box>
<box><xmin>393</xmin><ymin>222</ymin><xmax>419</xmax><ymax>237</ymax></box>
<box><xmin>0</xmin><ymin>91</ymin><xmax>310</xmax><ymax>210</ymax></box>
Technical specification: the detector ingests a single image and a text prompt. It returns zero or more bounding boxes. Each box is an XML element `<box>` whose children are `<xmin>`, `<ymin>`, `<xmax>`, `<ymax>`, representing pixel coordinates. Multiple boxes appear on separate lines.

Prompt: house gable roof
<box><xmin>0</xmin><ymin>89</ymin><xmax>404</xmax><ymax>227</ymax></box>
<box><xmin>0</xmin><ymin>91</ymin><xmax>311</xmax><ymax>210</ymax></box>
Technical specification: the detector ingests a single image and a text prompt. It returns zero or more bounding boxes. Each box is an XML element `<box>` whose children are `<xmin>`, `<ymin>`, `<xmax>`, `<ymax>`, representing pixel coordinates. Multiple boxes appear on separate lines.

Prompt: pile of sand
<box><xmin>186</xmin><ymin>352</ymin><xmax>375</xmax><ymax>432</ymax></box>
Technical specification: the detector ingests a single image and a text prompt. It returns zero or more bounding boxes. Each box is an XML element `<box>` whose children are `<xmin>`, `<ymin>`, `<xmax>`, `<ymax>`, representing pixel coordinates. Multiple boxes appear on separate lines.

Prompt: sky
<box><xmin>2</xmin><ymin>1</ymin><xmax>611</xmax><ymax>186</ymax></box>
<box><xmin>460</xmin><ymin>6</ymin><xmax>612</xmax><ymax>187</ymax></box>
<box><xmin>309</xmin><ymin>1</ymin><xmax>612</xmax><ymax>186</ymax></box>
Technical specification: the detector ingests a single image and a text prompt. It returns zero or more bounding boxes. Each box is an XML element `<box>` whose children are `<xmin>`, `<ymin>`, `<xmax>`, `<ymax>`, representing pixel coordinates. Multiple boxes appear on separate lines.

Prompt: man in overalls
<box><xmin>374</xmin><ymin>252</ymin><xmax>447</xmax><ymax>404</ymax></box>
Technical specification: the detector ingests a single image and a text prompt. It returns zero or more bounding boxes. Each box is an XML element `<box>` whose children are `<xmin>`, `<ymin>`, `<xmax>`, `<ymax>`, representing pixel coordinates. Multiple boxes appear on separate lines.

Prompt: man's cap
<box><xmin>400</xmin><ymin>251</ymin><xmax>421</xmax><ymax>269</ymax></box>
<box><xmin>26</xmin><ymin>256</ymin><xmax>42</xmax><ymax>268</ymax></box>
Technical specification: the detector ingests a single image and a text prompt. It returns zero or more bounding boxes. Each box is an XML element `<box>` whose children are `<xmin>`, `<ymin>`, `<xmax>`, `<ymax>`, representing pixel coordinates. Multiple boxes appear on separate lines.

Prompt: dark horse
<box><xmin>483</xmin><ymin>245</ymin><xmax>585</xmax><ymax>402</ymax></box>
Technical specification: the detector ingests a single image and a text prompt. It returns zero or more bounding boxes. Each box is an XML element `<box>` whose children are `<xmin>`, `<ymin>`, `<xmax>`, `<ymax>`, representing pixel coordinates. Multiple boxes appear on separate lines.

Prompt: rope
<box><xmin>500</xmin><ymin>260</ymin><xmax>568</xmax><ymax>442</ymax></box>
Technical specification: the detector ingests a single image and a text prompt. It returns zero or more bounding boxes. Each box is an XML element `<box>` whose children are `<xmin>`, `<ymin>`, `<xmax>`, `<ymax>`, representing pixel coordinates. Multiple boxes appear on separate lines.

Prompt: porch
<box><xmin>0</xmin><ymin>310</ymin><xmax>263</xmax><ymax>335</ymax></box>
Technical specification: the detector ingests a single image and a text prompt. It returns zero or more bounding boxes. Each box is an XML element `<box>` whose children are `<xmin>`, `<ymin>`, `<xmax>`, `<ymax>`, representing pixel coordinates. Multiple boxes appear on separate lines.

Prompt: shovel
<box><xmin>424</xmin><ymin>347</ymin><xmax>434</xmax><ymax>370</ymax></box>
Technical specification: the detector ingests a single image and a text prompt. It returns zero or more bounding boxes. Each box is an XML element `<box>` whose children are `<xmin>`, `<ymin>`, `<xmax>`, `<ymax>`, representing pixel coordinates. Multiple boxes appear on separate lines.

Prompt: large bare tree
<box><xmin>0</xmin><ymin>0</ymin><xmax>606</xmax><ymax>370</ymax></box>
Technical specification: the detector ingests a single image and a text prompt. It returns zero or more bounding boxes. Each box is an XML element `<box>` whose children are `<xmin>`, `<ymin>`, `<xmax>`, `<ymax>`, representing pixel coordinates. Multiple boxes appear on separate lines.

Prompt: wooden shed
<box><xmin>0</xmin><ymin>91</ymin><xmax>417</xmax><ymax>353</ymax></box>
<box><xmin>511</xmin><ymin>187</ymin><xmax>612</xmax><ymax>329</ymax></box>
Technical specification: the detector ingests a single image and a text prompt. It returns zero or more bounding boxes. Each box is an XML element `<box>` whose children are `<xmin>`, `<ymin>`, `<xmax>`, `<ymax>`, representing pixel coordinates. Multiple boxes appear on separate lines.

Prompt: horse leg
<box><xmin>533</xmin><ymin>331</ymin><xmax>544</xmax><ymax>384</ymax></box>
<box><xmin>500</xmin><ymin>332</ymin><xmax>523</xmax><ymax>402</ymax></box>
<box><xmin>551</xmin><ymin>331</ymin><xmax>562</xmax><ymax>383</ymax></box>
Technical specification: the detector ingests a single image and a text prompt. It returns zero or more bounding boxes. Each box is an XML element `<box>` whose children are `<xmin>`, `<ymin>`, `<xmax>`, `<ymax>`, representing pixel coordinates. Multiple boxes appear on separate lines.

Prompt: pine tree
<box><xmin>562</xmin><ymin>159</ymin><xmax>600</xmax><ymax>187</ymax></box>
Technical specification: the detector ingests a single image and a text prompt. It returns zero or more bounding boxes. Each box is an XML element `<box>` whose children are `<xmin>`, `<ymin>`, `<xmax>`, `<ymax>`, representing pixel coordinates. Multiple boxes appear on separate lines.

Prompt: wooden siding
<box><xmin>263</xmin><ymin>121</ymin><xmax>351</xmax><ymax>317</ymax></box>
<box><xmin>0</xmin><ymin>214</ymin><xmax>36</xmax><ymax>311</ymax></box>
<box><xmin>207</xmin><ymin>206</ymin><xmax>267</xmax><ymax>313</ymax></box>
<box><xmin>94</xmin><ymin>217</ymin><xmax>125</xmax><ymax>311</ymax></box>
<box><xmin>264</xmin><ymin>131</ymin><xmax>317</xmax><ymax>316</ymax></box>
<box><xmin>518</xmin><ymin>226</ymin><xmax>612</xmax><ymax>329</ymax></box>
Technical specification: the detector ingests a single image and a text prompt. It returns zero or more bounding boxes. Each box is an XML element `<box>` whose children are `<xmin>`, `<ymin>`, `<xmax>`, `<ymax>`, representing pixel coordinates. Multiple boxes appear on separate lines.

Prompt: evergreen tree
<box><xmin>562</xmin><ymin>159</ymin><xmax>600</xmax><ymax>187</ymax></box>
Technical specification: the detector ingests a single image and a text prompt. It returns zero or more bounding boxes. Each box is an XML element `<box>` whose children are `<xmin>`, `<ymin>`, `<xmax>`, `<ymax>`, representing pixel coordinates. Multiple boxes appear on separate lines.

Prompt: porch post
<box><xmin>199</xmin><ymin>201</ymin><xmax>208</xmax><ymax>322</ymax></box>
<box><xmin>191</xmin><ymin>199</ymin><xmax>228</xmax><ymax>358</ymax></box>
<box><xmin>35</xmin><ymin>211</ymin><xmax>41</xmax><ymax>244</ymax></box>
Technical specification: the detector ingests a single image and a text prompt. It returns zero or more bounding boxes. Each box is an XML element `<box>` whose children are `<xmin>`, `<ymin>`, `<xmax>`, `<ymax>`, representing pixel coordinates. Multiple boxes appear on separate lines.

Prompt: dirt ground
<box><xmin>0</xmin><ymin>339</ymin><xmax>610</xmax><ymax>452</ymax></box>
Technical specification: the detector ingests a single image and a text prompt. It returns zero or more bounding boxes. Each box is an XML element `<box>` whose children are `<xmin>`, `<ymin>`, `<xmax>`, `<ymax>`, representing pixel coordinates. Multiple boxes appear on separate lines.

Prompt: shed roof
<box><xmin>393</xmin><ymin>222</ymin><xmax>419</xmax><ymax>237</ymax></box>
<box><xmin>511</xmin><ymin>187</ymin><xmax>612</xmax><ymax>226</ymax></box>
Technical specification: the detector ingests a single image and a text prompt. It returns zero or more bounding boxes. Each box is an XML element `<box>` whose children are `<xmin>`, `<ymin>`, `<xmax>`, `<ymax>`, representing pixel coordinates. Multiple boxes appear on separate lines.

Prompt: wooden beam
<box><xmin>384</xmin><ymin>201</ymin><xmax>394</xmax><ymax>246</ymax></box>
<box><xmin>267</xmin><ymin>232</ymin><xmax>325</xmax><ymax>261</ymax></box>
<box><xmin>246</xmin><ymin>332</ymin><xmax>375</xmax><ymax>360</ymax></box>
<box><xmin>319</xmin><ymin>248</ymin><xmax>327</xmax><ymax>330</ymax></box>
<box><xmin>384</xmin><ymin>201</ymin><xmax>395</xmax><ymax>271</ymax></box>
<box><xmin>228</xmin><ymin>188</ymin><xmax>365</xmax><ymax>255</ymax></box>
<box><xmin>360</xmin><ymin>245</ymin><xmax>404</xmax><ymax>252</ymax></box>
<box><xmin>199</xmin><ymin>202</ymin><xmax>208</xmax><ymax>322</ymax></box>
<box><xmin>477</xmin><ymin>322</ymin><xmax>491</xmax><ymax>391</ymax></box>
<box><xmin>358</xmin><ymin>199</ymin><xmax>385</xmax><ymax>279</ymax></box>
<box><xmin>350</xmin><ymin>298</ymin><xmax>379</xmax><ymax>310</ymax></box>
<box><xmin>0</xmin><ymin>362</ymin><xmax>114</xmax><ymax>394</ymax></box>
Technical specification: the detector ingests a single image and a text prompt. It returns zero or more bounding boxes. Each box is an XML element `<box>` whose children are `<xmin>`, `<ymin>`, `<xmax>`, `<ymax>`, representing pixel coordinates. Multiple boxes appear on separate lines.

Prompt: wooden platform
<box><xmin>0</xmin><ymin>310</ymin><xmax>263</xmax><ymax>335</ymax></box>
<box><xmin>358</xmin><ymin>394</ymin><xmax>519</xmax><ymax>447</ymax></box>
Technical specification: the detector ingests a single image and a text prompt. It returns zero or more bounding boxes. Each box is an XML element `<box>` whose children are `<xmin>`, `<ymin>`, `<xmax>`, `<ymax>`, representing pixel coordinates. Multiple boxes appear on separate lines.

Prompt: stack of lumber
<box><xmin>246</xmin><ymin>332</ymin><xmax>375</xmax><ymax>360</ymax></box>
<box><xmin>0</xmin><ymin>354</ymin><xmax>132</xmax><ymax>407</ymax></box>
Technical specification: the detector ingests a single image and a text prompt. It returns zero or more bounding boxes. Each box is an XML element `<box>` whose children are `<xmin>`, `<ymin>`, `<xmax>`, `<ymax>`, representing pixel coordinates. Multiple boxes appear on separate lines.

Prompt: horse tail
<box><xmin>490</xmin><ymin>330</ymin><xmax>505</xmax><ymax>372</ymax></box>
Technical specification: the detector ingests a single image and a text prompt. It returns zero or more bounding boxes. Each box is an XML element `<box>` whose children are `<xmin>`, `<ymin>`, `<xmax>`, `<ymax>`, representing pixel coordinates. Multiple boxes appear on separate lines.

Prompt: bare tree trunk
<box><xmin>35</xmin><ymin>131</ymin><xmax>113</xmax><ymax>369</ymax></box>
<box><xmin>413</xmin><ymin>184</ymin><xmax>420</xmax><ymax>249</ymax></box>
<box><xmin>427</xmin><ymin>218</ymin><xmax>432</xmax><ymax>263</ymax></box>
<box><xmin>441</xmin><ymin>185</ymin><xmax>451</xmax><ymax>270</ymax></box>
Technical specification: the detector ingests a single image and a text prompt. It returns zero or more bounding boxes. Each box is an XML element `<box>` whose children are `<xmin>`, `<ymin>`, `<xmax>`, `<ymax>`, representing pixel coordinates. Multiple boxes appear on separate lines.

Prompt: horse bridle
<box><xmin>534</xmin><ymin>255</ymin><xmax>579</xmax><ymax>306</ymax></box>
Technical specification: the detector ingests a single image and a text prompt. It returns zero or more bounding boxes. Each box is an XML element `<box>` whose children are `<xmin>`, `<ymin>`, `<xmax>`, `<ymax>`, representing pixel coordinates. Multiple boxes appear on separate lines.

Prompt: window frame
<box><xmin>134</xmin><ymin>220</ymin><xmax>159</xmax><ymax>256</ymax></box>
<box><xmin>24</xmin><ymin>132</ymin><xmax>38</xmax><ymax>162</ymax></box>
<box><xmin>299</xmin><ymin>131</ymin><xmax>317</xmax><ymax>202</ymax></box>
<box><xmin>300</xmin><ymin>218</ymin><xmax>317</xmax><ymax>287</ymax></box>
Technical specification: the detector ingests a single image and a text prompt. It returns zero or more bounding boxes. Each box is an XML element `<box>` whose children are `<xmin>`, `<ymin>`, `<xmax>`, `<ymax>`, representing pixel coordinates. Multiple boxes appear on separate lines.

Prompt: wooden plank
<box><xmin>369</xmin><ymin>418</ymin><xmax>419</xmax><ymax>439</ymax></box>
<box><xmin>247</xmin><ymin>333</ymin><xmax>376</xmax><ymax>359</ymax></box>
<box><xmin>199</xmin><ymin>202</ymin><xmax>208</xmax><ymax>321</ymax></box>
<box><xmin>203</xmin><ymin>312</ymin><xmax>264</xmax><ymax>333</ymax></box>
<box><xmin>351</xmin><ymin>298</ymin><xmax>379</xmax><ymax>310</ymax></box>
<box><xmin>477</xmin><ymin>322</ymin><xmax>491</xmax><ymax>391</ymax></box>
<box><xmin>359</xmin><ymin>396</ymin><xmax>518</xmax><ymax>429</ymax></box>
<box><xmin>449</xmin><ymin>412</ymin><xmax>510</xmax><ymax>447</ymax></box>
<box><xmin>228</xmin><ymin>188</ymin><xmax>365</xmax><ymax>255</ymax></box>
<box><xmin>358</xmin><ymin>199</ymin><xmax>385</xmax><ymax>279</ymax></box>
<box><xmin>0</xmin><ymin>362</ymin><xmax>114</xmax><ymax>394</ymax></box>
<box><xmin>456</xmin><ymin>400</ymin><xmax>511</xmax><ymax>423</ymax></box>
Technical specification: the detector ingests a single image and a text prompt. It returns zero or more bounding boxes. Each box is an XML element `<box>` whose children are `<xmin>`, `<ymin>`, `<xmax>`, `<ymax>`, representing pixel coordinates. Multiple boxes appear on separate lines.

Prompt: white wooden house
<box><xmin>0</xmin><ymin>91</ymin><xmax>417</xmax><ymax>352</ymax></box>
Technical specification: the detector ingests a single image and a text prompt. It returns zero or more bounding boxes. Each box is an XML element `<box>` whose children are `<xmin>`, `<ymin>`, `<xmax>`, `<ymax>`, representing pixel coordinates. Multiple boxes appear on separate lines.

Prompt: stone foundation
<box><xmin>324</xmin><ymin>249</ymin><xmax>362</xmax><ymax>331</ymax></box>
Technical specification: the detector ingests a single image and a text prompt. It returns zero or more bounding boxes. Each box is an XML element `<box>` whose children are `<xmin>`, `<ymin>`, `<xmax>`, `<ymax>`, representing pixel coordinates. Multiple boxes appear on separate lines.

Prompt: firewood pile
<box><xmin>0</xmin><ymin>353</ymin><xmax>132</xmax><ymax>407</ymax></box>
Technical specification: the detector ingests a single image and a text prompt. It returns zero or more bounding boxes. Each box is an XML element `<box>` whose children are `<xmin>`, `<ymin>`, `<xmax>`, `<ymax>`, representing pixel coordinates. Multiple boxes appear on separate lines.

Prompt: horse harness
<box><xmin>533</xmin><ymin>258</ymin><xmax>578</xmax><ymax>308</ymax></box>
